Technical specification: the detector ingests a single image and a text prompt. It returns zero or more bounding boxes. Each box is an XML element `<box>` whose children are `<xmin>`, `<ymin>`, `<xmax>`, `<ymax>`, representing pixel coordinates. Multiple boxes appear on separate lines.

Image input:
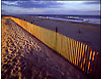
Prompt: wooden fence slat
<box><xmin>70</xmin><ymin>38</ymin><xmax>72</xmax><ymax>63</ymax></box>
<box><xmin>72</xmin><ymin>39</ymin><xmax>75</xmax><ymax>64</ymax></box>
<box><xmin>61</xmin><ymin>35</ymin><xmax>63</xmax><ymax>55</ymax></box>
<box><xmin>64</xmin><ymin>36</ymin><xmax>68</xmax><ymax>59</ymax></box>
<box><xmin>76</xmin><ymin>41</ymin><xmax>78</xmax><ymax>66</ymax></box>
<box><xmin>87</xmin><ymin>48</ymin><xmax>93</xmax><ymax>74</ymax></box>
<box><xmin>71</xmin><ymin>39</ymin><xmax>73</xmax><ymax>63</ymax></box>
<box><xmin>93</xmin><ymin>51</ymin><xmax>99</xmax><ymax>73</ymax></box>
<box><xmin>82</xmin><ymin>45</ymin><xmax>87</xmax><ymax>71</ymax></box>
<box><xmin>77</xmin><ymin>41</ymin><xmax>80</xmax><ymax>66</ymax></box>
<box><xmin>68</xmin><ymin>38</ymin><xmax>70</xmax><ymax>61</ymax></box>
<box><xmin>79</xmin><ymin>42</ymin><xmax>83</xmax><ymax>67</ymax></box>
<box><xmin>90</xmin><ymin>50</ymin><xmax>96</xmax><ymax>74</ymax></box>
<box><xmin>85</xmin><ymin>46</ymin><xmax>90</xmax><ymax>73</ymax></box>
<box><xmin>66</xmin><ymin>37</ymin><xmax>70</xmax><ymax>60</ymax></box>
<box><xmin>81</xmin><ymin>44</ymin><xmax>85</xmax><ymax>69</ymax></box>
<box><xmin>74</xmin><ymin>40</ymin><xmax>77</xmax><ymax>65</ymax></box>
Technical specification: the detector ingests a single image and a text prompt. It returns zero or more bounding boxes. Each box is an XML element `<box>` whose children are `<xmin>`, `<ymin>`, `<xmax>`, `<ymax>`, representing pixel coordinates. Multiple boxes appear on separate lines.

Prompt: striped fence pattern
<box><xmin>5</xmin><ymin>17</ymin><xmax>100</xmax><ymax>78</ymax></box>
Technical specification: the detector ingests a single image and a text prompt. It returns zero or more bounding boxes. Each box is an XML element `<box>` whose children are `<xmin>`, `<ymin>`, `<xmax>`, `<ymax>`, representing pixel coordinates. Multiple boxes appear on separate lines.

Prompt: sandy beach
<box><xmin>16</xmin><ymin>16</ymin><xmax>101</xmax><ymax>52</ymax></box>
<box><xmin>1</xmin><ymin>17</ymin><xmax>90</xmax><ymax>79</ymax></box>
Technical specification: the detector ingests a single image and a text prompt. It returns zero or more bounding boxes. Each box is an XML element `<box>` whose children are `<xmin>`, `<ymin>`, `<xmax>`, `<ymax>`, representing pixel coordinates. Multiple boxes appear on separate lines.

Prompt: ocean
<box><xmin>14</xmin><ymin>14</ymin><xmax>101</xmax><ymax>24</ymax></box>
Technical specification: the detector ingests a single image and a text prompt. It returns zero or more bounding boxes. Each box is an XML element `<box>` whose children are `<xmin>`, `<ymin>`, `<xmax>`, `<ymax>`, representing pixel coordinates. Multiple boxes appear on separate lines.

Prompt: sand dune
<box><xmin>1</xmin><ymin>17</ymin><xmax>89</xmax><ymax>79</ymax></box>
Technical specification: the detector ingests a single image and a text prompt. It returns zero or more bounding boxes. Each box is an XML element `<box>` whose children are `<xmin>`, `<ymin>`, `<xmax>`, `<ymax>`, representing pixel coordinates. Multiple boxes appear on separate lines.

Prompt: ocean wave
<box><xmin>83</xmin><ymin>19</ymin><xmax>89</xmax><ymax>22</ymax></box>
<box><xmin>37</xmin><ymin>16</ymin><xmax>100</xmax><ymax>24</ymax></box>
<box><xmin>67</xmin><ymin>16</ymin><xmax>80</xmax><ymax>19</ymax></box>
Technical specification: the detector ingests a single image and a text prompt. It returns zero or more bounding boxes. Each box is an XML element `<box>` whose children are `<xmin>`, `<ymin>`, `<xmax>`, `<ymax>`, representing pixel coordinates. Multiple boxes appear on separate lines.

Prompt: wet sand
<box><xmin>1</xmin><ymin>17</ymin><xmax>89</xmax><ymax>79</ymax></box>
<box><xmin>16</xmin><ymin>16</ymin><xmax>101</xmax><ymax>52</ymax></box>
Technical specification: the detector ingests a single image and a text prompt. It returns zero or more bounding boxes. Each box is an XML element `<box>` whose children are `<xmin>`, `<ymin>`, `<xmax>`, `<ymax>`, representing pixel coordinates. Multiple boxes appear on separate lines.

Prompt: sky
<box><xmin>1</xmin><ymin>1</ymin><xmax>101</xmax><ymax>15</ymax></box>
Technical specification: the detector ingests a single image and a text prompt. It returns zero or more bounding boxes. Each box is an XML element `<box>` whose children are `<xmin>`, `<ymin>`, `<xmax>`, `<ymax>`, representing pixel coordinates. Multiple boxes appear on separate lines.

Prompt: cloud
<box><xmin>2</xmin><ymin>1</ymin><xmax>18</xmax><ymax>5</ymax></box>
<box><xmin>83</xmin><ymin>1</ymin><xmax>101</xmax><ymax>5</ymax></box>
<box><xmin>2</xmin><ymin>1</ymin><xmax>64</xmax><ymax>8</ymax></box>
<box><xmin>1</xmin><ymin>5</ymin><xmax>45</xmax><ymax>14</ymax></box>
<box><xmin>1</xmin><ymin>1</ymin><xmax>100</xmax><ymax>15</ymax></box>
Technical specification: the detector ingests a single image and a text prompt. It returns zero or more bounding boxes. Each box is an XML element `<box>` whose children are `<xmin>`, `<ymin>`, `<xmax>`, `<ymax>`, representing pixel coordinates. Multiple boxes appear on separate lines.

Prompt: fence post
<box><xmin>56</xmin><ymin>27</ymin><xmax>58</xmax><ymax>32</ymax></box>
<box><xmin>55</xmin><ymin>27</ymin><xmax>58</xmax><ymax>51</ymax></box>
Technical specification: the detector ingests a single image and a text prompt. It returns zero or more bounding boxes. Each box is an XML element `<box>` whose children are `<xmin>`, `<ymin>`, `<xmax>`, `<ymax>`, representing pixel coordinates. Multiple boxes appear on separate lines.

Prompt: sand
<box><xmin>1</xmin><ymin>17</ymin><xmax>89</xmax><ymax>79</ymax></box>
<box><xmin>16</xmin><ymin>16</ymin><xmax>101</xmax><ymax>52</ymax></box>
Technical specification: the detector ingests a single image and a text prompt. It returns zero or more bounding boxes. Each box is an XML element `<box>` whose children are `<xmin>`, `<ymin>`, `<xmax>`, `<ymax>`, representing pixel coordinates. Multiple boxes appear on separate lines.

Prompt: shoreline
<box><xmin>14</xmin><ymin>15</ymin><xmax>100</xmax><ymax>25</ymax></box>
<box><xmin>38</xmin><ymin>17</ymin><xmax>101</xmax><ymax>25</ymax></box>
